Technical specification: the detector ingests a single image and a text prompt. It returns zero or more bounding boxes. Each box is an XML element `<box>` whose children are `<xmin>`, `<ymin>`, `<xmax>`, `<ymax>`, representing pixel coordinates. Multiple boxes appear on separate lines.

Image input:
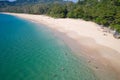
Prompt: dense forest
<box><xmin>0</xmin><ymin>0</ymin><xmax>120</xmax><ymax>33</ymax></box>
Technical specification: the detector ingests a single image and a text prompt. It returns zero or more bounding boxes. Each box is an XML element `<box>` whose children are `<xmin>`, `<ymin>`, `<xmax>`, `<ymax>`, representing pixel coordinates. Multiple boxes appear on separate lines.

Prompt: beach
<box><xmin>5</xmin><ymin>13</ymin><xmax>120</xmax><ymax>80</ymax></box>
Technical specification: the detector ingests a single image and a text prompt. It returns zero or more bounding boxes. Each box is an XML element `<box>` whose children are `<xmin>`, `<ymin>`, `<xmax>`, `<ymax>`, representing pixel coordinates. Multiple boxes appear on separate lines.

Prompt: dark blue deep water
<box><xmin>0</xmin><ymin>14</ymin><xmax>97</xmax><ymax>80</ymax></box>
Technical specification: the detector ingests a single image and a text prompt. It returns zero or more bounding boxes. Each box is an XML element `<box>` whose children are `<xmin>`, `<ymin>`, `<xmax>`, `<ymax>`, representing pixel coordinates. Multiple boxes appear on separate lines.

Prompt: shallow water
<box><xmin>0</xmin><ymin>14</ymin><xmax>97</xmax><ymax>80</ymax></box>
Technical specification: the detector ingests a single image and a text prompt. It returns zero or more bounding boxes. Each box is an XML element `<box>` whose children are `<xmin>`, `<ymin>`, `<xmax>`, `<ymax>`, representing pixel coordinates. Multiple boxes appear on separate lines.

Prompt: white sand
<box><xmin>4</xmin><ymin>13</ymin><xmax>120</xmax><ymax>80</ymax></box>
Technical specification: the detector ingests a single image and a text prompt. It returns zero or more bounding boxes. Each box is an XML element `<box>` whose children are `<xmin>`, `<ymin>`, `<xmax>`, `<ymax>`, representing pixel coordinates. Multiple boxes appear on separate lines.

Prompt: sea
<box><xmin>0</xmin><ymin>13</ymin><xmax>97</xmax><ymax>80</ymax></box>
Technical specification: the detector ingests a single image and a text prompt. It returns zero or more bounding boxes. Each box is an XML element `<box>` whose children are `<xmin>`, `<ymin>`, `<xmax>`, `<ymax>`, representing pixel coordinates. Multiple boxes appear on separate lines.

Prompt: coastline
<box><xmin>4</xmin><ymin>13</ymin><xmax>120</xmax><ymax>80</ymax></box>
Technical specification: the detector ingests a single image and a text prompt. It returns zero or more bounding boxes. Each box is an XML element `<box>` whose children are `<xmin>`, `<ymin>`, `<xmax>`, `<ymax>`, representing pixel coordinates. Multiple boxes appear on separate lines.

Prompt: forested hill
<box><xmin>15</xmin><ymin>0</ymin><xmax>63</xmax><ymax>5</ymax></box>
<box><xmin>15</xmin><ymin>0</ymin><xmax>63</xmax><ymax>3</ymax></box>
<box><xmin>0</xmin><ymin>0</ymin><xmax>63</xmax><ymax>6</ymax></box>
<box><xmin>0</xmin><ymin>0</ymin><xmax>120</xmax><ymax>33</ymax></box>
<box><xmin>0</xmin><ymin>1</ymin><xmax>15</xmax><ymax>7</ymax></box>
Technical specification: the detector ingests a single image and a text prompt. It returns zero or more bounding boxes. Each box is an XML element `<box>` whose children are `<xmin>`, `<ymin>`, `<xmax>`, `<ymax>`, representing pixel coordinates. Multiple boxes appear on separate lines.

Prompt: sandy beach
<box><xmin>4</xmin><ymin>13</ymin><xmax>120</xmax><ymax>80</ymax></box>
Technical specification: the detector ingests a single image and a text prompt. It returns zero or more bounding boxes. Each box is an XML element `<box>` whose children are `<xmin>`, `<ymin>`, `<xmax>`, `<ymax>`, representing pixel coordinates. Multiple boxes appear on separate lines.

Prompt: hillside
<box><xmin>0</xmin><ymin>0</ymin><xmax>63</xmax><ymax>7</ymax></box>
<box><xmin>15</xmin><ymin>0</ymin><xmax>63</xmax><ymax>5</ymax></box>
<box><xmin>0</xmin><ymin>1</ymin><xmax>15</xmax><ymax>7</ymax></box>
<box><xmin>0</xmin><ymin>0</ymin><xmax>120</xmax><ymax>34</ymax></box>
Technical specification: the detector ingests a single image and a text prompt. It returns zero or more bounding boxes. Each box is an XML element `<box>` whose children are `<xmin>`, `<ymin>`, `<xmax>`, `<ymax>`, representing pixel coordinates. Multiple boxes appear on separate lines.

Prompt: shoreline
<box><xmin>4</xmin><ymin>13</ymin><xmax>120</xmax><ymax>80</ymax></box>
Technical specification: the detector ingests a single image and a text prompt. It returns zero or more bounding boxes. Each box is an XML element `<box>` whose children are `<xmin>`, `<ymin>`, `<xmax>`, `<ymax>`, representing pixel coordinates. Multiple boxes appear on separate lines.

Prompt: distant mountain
<box><xmin>0</xmin><ymin>1</ymin><xmax>15</xmax><ymax>7</ymax></box>
<box><xmin>15</xmin><ymin>0</ymin><xmax>63</xmax><ymax>3</ymax></box>
<box><xmin>13</xmin><ymin>0</ymin><xmax>64</xmax><ymax>5</ymax></box>
<box><xmin>0</xmin><ymin>0</ymin><xmax>64</xmax><ymax>7</ymax></box>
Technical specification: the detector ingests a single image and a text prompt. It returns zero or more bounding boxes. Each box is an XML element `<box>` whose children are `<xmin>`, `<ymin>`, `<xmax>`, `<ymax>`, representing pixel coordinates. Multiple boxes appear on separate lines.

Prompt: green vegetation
<box><xmin>0</xmin><ymin>0</ymin><xmax>120</xmax><ymax>32</ymax></box>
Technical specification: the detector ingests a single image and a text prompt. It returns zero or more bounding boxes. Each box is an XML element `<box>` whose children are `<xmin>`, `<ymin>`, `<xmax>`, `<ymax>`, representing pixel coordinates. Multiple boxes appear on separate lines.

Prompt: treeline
<box><xmin>0</xmin><ymin>0</ymin><xmax>120</xmax><ymax>32</ymax></box>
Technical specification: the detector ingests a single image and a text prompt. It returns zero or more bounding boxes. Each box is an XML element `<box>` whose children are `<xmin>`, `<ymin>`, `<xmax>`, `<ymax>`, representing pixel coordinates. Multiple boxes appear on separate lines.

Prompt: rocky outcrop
<box><xmin>113</xmin><ymin>32</ymin><xmax>120</xmax><ymax>39</ymax></box>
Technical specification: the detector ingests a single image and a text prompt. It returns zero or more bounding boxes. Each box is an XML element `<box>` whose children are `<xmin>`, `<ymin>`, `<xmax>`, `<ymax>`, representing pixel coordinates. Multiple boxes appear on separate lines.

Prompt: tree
<box><xmin>49</xmin><ymin>4</ymin><xmax>67</xmax><ymax>18</ymax></box>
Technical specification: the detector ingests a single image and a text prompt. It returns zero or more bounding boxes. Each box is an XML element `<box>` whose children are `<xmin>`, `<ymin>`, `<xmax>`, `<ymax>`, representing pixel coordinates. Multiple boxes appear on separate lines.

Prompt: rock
<box><xmin>88</xmin><ymin>60</ymin><xmax>91</xmax><ymax>63</ymax></box>
<box><xmin>113</xmin><ymin>32</ymin><xmax>120</xmax><ymax>39</ymax></box>
<box><xmin>61</xmin><ymin>67</ymin><xmax>65</xmax><ymax>71</ymax></box>
<box><xmin>53</xmin><ymin>74</ymin><xmax>57</xmax><ymax>77</ymax></box>
<box><xmin>65</xmin><ymin>53</ymin><xmax>67</xmax><ymax>55</ymax></box>
<box><xmin>95</xmin><ymin>66</ymin><xmax>98</xmax><ymax>69</ymax></box>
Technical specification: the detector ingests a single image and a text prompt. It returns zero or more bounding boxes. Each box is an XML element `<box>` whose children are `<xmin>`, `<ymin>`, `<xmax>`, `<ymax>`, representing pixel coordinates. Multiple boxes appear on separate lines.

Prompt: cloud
<box><xmin>64</xmin><ymin>0</ymin><xmax>78</xmax><ymax>3</ymax></box>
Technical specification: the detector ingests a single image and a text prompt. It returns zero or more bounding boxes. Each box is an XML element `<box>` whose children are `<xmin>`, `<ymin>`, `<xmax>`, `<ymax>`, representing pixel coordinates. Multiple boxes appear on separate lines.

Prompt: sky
<box><xmin>0</xmin><ymin>0</ymin><xmax>78</xmax><ymax>2</ymax></box>
<box><xmin>9</xmin><ymin>0</ymin><xmax>15</xmax><ymax>1</ymax></box>
<box><xmin>64</xmin><ymin>0</ymin><xmax>78</xmax><ymax>3</ymax></box>
<box><xmin>0</xmin><ymin>0</ymin><xmax>16</xmax><ymax>2</ymax></box>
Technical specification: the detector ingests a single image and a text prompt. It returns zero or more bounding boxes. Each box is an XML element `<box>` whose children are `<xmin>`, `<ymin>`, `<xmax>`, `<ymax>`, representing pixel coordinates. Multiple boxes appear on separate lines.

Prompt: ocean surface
<box><xmin>0</xmin><ymin>14</ymin><xmax>97</xmax><ymax>80</ymax></box>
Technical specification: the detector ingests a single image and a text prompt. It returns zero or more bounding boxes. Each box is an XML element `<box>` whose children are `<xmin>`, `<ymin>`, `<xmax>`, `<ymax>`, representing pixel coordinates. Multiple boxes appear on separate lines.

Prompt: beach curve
<box><xmin>4</xmin><ymin>13</ymin><xmax>120</xmax><ymax>80</ymax></box>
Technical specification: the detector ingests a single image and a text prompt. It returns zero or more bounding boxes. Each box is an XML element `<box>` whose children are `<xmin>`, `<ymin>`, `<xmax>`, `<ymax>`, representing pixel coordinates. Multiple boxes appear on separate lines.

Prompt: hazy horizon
<box><xmin>0</xmin><ymin>0</ymin><xmax>78</xmax><ymax>2</ymax></box>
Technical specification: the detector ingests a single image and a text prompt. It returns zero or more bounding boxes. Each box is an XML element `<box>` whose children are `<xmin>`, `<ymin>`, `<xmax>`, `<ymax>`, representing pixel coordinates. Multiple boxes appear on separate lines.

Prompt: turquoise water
<box><xmin>0</xmin><ymin>14</ymin><xmax>97</xmax><ymax>80</ymax></box>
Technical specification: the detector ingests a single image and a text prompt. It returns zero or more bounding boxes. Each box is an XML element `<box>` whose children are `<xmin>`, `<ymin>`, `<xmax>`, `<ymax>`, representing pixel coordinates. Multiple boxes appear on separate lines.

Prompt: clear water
<box><xmin>0</xmin><ymin>14</ymin><xmax>97</xmax><ymax>80</ymax></box>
